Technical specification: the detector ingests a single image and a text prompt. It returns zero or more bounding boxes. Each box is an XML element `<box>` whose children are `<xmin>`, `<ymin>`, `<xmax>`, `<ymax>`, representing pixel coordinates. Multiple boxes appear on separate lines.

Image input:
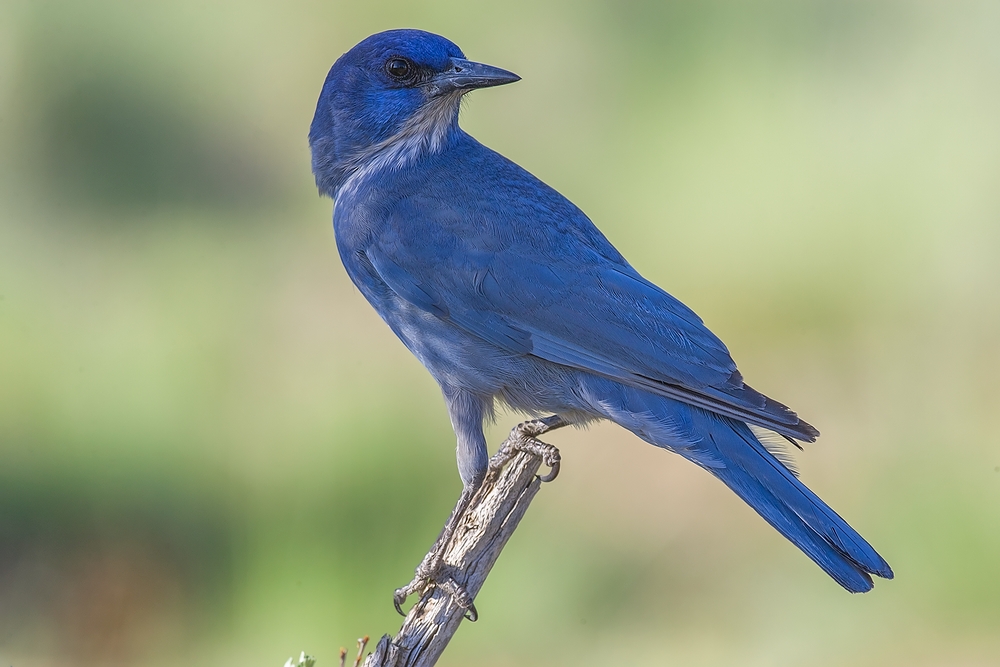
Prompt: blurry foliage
<box><xmin>283</xmin><ymin>652</ymin><xmax>317</xmax><ymax>667</ymax></box>
<box><xmin>1</xmin><ymin>1</ymin><xmax>999</xmax><ymax>666</ymax></box>
<box><xmin>0</xmin><ymin>466</ymin><xmax>235</xmax><ymax>659</ymax></box>
<box><xmin>33</xmin><ymin>69</ymin><xmax>284</xmax><ymax>211</ymax></box>
<box><xmin>7</xmin><ymin>2</ymin><xmax>294</xmax><ymax>214</ymax></box>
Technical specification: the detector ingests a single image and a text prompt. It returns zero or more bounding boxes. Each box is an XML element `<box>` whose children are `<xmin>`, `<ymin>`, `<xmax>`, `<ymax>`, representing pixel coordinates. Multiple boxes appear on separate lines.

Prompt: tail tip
<box><xmin>875</xmin><ymin>562</ymin><xmax>894</xmax><ymax>580</ymax></box>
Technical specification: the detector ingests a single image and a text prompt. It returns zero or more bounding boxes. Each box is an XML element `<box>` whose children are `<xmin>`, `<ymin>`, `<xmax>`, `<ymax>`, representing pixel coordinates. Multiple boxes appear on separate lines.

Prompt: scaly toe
<box><xmin>436</xmin><ymin>576</ymin><xmax>479</xmax><ymax>622</ymax></box>
<box><xmin>393</xmin><ymin>578</ymin><xmax>427</xmax><ymax>617</ymax></box>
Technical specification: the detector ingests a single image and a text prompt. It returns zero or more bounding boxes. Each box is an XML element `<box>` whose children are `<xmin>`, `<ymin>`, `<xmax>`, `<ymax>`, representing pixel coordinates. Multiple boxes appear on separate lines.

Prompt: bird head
<box><xmin>309</xmin><ymin>29</ymin><xmax>520</xmax><ymax>198</ymax></box>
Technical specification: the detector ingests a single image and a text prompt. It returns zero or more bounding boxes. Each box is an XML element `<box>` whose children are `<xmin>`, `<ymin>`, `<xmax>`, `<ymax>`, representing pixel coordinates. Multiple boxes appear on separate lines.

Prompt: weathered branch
<box><xmin>363</xmin><ymin>420</ymin><xmax>563</xmax><ymax>667</ymax></box>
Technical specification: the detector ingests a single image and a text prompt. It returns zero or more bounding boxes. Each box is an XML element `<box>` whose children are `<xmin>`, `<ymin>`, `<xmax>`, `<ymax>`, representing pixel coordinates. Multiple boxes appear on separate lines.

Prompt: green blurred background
<box><xmin>1</xmin><ymin>1</ymin><xmax>998</xmax><ymax>665</ymax></box>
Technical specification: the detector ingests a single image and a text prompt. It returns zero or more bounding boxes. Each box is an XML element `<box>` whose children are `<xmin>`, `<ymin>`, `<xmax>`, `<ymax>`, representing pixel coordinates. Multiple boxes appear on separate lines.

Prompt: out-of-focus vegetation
<box><xmin>1</xmin><ymin>1</ymin><xmax>998</xmax><ymax>665</ymax></box>
<box><xmin>283</xmin><ymin>651</ymin><xmax>316</xmax><ymax>667</ymax></box>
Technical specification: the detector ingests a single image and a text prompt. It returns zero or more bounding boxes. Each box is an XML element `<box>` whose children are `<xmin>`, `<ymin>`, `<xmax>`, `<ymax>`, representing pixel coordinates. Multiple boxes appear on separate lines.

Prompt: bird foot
<box><xmin>393</xmin><ymin>415</ymin><xmax>566</xmax><ymax>621</ymax></box>
<box><xmin>393</xmin><ymin>482</ymin><xmax>480</xmax><ymax>622</ymax></box>
<box><xmin>393</xmin><ymin>548</ymin><xmax>478</xmax><ymax>621</ymax></box>
<box><xmin>496</xmin><ymin>415</ymin><xmax>567</xmax><ymax>482</ymax></box>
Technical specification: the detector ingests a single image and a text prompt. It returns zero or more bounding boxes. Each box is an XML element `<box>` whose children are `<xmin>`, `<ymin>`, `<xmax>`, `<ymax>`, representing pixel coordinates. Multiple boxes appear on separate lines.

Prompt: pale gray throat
<box><xmin>336</xmin><ymin>91</ymin><xmax>464</xmax><ymax>201</ymax></box>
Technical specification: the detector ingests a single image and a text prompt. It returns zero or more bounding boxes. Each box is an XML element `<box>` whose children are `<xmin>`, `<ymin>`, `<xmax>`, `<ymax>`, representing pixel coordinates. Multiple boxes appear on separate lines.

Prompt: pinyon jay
<box><xmin>309</xmin><ymin>28</ymin><xmax>893</xmax><ymax>617</ymax></box>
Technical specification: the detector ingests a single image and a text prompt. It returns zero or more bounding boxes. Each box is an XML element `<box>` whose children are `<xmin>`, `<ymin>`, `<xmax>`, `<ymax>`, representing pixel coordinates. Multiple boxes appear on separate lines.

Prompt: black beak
<box><xmin>426</xmin><ymin>57</ymin><xmax>520</xmax><ymax>94</ymax></box>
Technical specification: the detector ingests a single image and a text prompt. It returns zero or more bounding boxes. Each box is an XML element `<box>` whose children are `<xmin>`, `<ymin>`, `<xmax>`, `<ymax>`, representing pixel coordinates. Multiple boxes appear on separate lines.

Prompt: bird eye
<box><xmin>385</xmin><ymin>58</ymin><xmax>413</xmax><ymax>79</ymax></box>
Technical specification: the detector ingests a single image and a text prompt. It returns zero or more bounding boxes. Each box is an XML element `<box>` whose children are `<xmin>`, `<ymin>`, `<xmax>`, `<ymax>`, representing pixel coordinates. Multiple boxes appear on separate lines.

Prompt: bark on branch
<box><xmin>362</xmin><ymin>421</ymin><xmax>561</xmax><ymax>667</ymax></box>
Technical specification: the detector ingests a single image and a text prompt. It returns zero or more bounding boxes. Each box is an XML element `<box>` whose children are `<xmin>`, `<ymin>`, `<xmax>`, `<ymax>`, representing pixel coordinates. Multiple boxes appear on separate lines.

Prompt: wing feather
<box><xmin>366</xmin><ymin>197</ymin><xmax>818</xmax><ymax>442</ymax></box>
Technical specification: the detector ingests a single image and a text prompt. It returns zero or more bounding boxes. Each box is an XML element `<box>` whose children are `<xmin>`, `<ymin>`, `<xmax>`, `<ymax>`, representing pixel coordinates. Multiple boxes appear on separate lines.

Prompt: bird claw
<box><xmin>393</xmin><ymin>415</ymin><xmax>567</xmax><ymax>621</ymax></box>
<box><xmin>435</xmin><ymin>576</ymin><xmax>479</xmax><ymax>621</ymax></box>
<box><xmin>393</xmin><ymin>547</ymin><xmax>440</xmax><ymax>616</ymax></box>
<box><xmin>393</xmin><ymin>530</ymin><xmax>480</xmax><ymax>620</ymax></box>
<box><xmin>538</xmin><ymin>459</ymin><xmax>560</xmax><ymax>482</ymax></box>
<box><xmin>392</xmin><ymin>584</ymin><xmax>416</xmax><ymax>617</ymax></box>
<box><xmin>392</xmin><ymin>562</ymin><xmax>479</xmax><ymax>621</ymax></box>
<box><xmin>500</xmin><ymin>415</ymin><xmax>566</xmax><ymax>482</ymax></box>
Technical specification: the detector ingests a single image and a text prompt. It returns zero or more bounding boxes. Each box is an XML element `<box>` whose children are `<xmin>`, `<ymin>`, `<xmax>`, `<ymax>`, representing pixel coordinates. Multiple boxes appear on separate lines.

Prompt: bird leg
<box><xmin>393</xmin><ymin>481</ymin><xmax>479</xmax><ymax>620</ymax></box>
<box><xmin>392</xmin><ymin>414</ymin><xmax>568</xmax><ymax>621</ymax></box>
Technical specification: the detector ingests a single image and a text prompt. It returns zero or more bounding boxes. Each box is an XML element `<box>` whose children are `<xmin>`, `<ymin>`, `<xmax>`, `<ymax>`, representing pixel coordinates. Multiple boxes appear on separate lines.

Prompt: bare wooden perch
<box><xmin>362</xmin><ymin>418</ymin><xmax>564</xmax><ymax>667</ymax></box>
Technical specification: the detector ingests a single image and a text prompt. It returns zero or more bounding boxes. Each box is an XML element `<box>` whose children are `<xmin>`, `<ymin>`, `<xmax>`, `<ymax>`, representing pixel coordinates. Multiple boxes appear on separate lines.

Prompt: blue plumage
<box><xmin>310</xmin><ymin>29</ymin><xmax>892</xmax><ymax>592</ymax></box>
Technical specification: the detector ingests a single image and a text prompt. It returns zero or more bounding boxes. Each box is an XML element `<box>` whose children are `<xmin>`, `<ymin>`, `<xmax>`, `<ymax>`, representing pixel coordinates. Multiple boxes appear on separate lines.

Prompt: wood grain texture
<box><xmin>364</xmin><ymin>422</ymin><xmax>559</xmax><ymax>667</ymax></box>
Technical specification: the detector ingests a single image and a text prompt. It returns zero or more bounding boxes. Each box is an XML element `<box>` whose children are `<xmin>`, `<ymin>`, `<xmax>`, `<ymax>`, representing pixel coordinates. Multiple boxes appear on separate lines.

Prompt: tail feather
<box><xmin>703</xmin><ymin>417</ymin><xmax>893</xmax><ymax>591</ymax></box>
<box><xmin>575</xmin><ymin>375</ymin><xmax>892</xmax><ymax>591</ymax></box>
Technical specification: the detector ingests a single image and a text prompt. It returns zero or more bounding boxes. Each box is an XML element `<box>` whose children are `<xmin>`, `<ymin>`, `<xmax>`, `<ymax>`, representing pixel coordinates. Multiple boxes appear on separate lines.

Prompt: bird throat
<box><xmin>336</xmin><ymin>91</ymin><xmax>463</xmax><ymax>201</ymax></box>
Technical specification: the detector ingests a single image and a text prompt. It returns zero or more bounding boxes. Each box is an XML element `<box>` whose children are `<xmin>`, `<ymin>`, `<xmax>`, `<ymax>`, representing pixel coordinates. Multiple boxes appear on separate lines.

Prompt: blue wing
<box><xmin>364</xmin><ymin>186</ymin><xmax>818</xmax><ymax>442</ymax></box>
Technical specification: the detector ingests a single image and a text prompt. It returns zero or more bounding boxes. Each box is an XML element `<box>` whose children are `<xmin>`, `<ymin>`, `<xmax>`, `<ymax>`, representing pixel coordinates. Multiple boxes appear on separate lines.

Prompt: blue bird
<box><xmin>309</xmin><ymin>29</ymin><xmax>893</xmax><ymax>613</ymax></box>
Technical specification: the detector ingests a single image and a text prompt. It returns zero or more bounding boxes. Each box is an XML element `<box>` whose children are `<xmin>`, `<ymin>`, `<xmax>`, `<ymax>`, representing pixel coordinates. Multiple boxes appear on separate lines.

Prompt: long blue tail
<box><xmin>700</xmin><ymin>416</ymin><xmax>893</xmax><ymax>592</ymax></box>
<box><xmin>581</xmin><ymin>379</ymin><xmax>893</xmax><ymax>591</ymax></box>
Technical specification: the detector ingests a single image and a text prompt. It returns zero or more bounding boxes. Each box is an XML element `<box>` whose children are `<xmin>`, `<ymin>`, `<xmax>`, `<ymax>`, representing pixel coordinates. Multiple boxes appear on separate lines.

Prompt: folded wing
<box><xmin>366</xmin><ymin>201</ymin><xmax>819</xmax><ymax>442</ymax></box>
